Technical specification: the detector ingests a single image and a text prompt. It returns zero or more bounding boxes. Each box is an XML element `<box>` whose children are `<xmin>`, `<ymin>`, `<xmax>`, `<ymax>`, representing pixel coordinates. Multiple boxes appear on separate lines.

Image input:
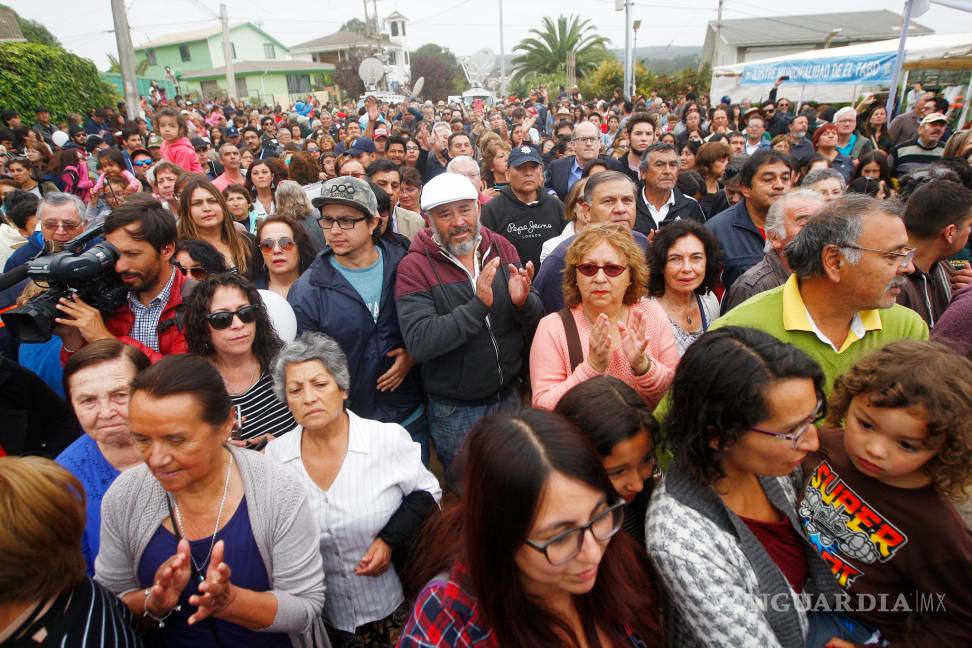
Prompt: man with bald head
<box><xmin>545</xmin><ymin>121</ymin><xmax>616</xmax><ymax>201</ymax></box>
<box><xmin>722</xmin><ymin>188</ymin><xmax>825</xmax><ymax>313</ymax></box>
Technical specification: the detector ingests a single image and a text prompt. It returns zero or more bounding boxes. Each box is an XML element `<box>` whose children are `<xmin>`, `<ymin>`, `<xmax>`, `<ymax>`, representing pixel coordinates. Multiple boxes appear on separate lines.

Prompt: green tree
<box><xmin>510</xmin><ymin>14</ymin><xmax>609</xmax><ymax>86</ymax></box>
<box><xmin>107</xmin><ymin>53</ymin><xmax>149</xmax><ymax>76</ymax></box>
<box><xmin>0</xmin><ymin>42</ymin><xmax>118</xmax><ymax>122</ymax></box>
<box><xmin>410</xmin><ymin>43</ymin><xmax>464</xmax><ymax>101</ymax></box>
<box><xmin>340</xmin><ymin>18</ymin><xmax>367</xmax><ymax>34</ymax></box>
<box><xmin>0</xmin><ymin>4</ymin><xmax>61</xmax><ymax>47</ymax></box>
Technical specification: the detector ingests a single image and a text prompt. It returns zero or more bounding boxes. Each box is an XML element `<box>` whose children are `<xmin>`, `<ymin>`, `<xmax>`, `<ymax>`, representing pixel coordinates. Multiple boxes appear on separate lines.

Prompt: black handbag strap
<box><xmin>558</xmin><ymin>307</ymin><xmax>584</xmax><ymax>372</ymax></box>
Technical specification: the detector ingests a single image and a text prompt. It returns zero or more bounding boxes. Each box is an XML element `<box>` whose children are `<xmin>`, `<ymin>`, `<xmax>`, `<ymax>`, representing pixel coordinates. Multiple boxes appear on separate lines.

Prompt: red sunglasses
<box><xmin>575</xmin><ymin>263</ymin><xmax>627</xmax><ymax>278</ymax></box>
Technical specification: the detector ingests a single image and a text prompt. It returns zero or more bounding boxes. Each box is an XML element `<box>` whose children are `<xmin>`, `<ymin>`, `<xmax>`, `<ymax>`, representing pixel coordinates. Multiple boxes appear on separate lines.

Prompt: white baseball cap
<box><xmin>421</xmin><ymin>172</ymin><xmax>478</xmax><ymax>211</ymax></box>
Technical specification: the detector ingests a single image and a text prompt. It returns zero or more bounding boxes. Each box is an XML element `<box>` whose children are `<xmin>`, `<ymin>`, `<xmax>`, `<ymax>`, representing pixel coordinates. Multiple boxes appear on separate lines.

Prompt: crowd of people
<box><xmin>2</xmin><ymin>75</ymin><xmax>972</xmax><ymax>647</ymax></box>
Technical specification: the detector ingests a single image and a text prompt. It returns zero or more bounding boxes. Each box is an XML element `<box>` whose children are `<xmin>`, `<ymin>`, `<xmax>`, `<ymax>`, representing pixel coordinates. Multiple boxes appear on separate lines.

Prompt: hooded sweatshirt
<box><xmin>480</xmin><ymin>185</ymin><xmax>566</xmax><ymax>269</ymax></box>
<box><xmin>160</xmin><ymin>136</ymin><xmax>204</xmax><ymax>173</ymax></box>
<box><xmin>395</xmin><ymin>226</ymin><xmax>543</xmax><ymax>403</ymax></box>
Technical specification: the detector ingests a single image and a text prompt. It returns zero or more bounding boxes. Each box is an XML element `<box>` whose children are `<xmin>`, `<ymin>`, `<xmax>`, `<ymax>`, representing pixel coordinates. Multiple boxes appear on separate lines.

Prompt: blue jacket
<box><xmin>288</xmin><ymin>239</ymin><xmax>423</xmax><ymax>423</ymax></box>
<box><xmin>705</xmin><ymin>200</ymin><xmax>765</xmax><ymax>291</ymax></box>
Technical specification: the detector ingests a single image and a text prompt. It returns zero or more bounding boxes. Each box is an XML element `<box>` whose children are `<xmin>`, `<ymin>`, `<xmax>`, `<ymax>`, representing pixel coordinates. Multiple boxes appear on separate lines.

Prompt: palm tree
<box><xmin>107</xmin><ymin>54</ymin><xmax>150</xmax><ymax>76</ymax></box>
<box><xmin>511</xmin><ymin>14</ymin><xmax>609</xmax><ymax>85</ymax></box>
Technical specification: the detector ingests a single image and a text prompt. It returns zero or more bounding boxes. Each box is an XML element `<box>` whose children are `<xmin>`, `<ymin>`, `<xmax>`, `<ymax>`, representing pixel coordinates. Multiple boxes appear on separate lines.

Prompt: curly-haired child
<box><xmin>799</xmin><ymin>340</ymin><xmax>972</xmax><ymax>647</ymax></box>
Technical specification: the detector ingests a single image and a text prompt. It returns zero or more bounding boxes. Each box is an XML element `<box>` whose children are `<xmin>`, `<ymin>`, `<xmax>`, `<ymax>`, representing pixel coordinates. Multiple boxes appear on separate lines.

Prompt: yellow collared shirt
<box><xmin>781</xmin><ymin>274</ymin><xmax>882</xmax><ymax>353</ymax></box>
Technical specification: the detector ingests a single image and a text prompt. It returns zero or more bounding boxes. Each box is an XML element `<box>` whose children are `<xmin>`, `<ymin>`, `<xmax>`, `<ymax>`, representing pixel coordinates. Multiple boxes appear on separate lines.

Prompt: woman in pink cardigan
<box><xmin>530</xmin><ymin>225</ymin><xmax>679</xmax><ymax>410</ymax></box>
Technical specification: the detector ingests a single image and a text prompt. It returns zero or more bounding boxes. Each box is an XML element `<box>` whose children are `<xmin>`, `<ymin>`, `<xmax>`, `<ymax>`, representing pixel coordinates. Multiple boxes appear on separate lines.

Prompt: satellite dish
<box><xmin>358</xmin><ymin>57</ymin><xmax>385</xmax><ymax>89</ymax></box>
<box><xmin>411</xmin><ymin>77</ymin><xmax>425</xmax><ymax>98</ymax></box>
<box><xmin>466</xmin><ymin>48</ymin><xmax>497</xmax><ymax>85</ymax></box>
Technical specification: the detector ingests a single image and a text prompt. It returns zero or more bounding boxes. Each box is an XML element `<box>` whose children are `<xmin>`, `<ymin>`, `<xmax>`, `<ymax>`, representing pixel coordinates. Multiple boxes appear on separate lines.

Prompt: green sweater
<box><xmin>711</xmin><ymin>278</ymin><xmax>929</xmax><ymax>393</ymax></box>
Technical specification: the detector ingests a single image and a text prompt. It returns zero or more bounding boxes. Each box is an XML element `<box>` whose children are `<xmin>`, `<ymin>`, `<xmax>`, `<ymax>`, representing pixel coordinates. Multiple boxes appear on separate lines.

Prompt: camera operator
<box><xmin>54</xmin><ymin>194</ymin><xmax>189</xmax><ymax>363</ymax></box>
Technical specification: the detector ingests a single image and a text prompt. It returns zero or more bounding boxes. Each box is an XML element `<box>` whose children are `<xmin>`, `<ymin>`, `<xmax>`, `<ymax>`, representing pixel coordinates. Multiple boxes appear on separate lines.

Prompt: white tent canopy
<box><xmin>711</xmin><ymin>32</ymin><xmax>972</xmax><ymax>106</ymax></box>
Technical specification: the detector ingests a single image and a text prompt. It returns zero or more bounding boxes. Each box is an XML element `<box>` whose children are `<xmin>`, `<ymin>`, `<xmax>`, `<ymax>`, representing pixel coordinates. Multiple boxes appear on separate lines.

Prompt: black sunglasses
<box><xmin>205</xmin><ymin>304</ymin><xmax>261</xmax><ymax>330</ymax></box>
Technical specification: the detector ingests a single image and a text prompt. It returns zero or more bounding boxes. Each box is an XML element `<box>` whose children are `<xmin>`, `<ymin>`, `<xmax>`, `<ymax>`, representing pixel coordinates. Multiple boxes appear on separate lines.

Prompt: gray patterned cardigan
<box><xmin>646</xmin><ymin>463</ymin><xmax>841</xmax><ymax>648</ymax></box>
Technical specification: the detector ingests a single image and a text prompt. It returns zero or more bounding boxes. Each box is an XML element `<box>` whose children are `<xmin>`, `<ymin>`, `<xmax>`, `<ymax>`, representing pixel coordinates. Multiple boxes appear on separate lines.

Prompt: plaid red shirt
<box><xmin>398</xmin><ymin>563</ymin><xmax>648</xmax><ymax>647</ymax></box>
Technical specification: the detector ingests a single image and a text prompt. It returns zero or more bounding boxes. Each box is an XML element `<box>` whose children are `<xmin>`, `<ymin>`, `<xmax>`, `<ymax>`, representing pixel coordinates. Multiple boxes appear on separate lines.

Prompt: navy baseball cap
<box><xmin>508</xmin><ymin>144</ymin><xmax>543</xmax><ymax>168</ymax></box>
<box><xmin>226</xmin><ymin>124</ymin><xmax>239</xmax><ymax>137</ymax></box>
<box><xmin>348</xmin><ymin>136</ymin><xmax>376</xmax><ymax>156</ymax></box>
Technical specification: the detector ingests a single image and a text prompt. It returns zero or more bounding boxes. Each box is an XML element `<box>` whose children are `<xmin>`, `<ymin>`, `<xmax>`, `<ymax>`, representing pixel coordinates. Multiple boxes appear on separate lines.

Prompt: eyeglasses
<box><xmin>524</xmin><ymin>500</ymin><xmax>625</xmax><ymax>566</ymax></box>
<box><xmin>841</xmin><ymin>245</ymin><xmax>917</xmax><ymax>269</ymax></box>
<box><xmin>573</xmin><ymin>136</ymin><xmax>598</xmax><ymax>144</ymax></box>
<box><xmin>575</xmin><ymin>262</ymin><xmax>627</xmax><ymax>278</ymax></box>
<box><xmin>41</xmin><ymin>220</ymin><xmax>82</xmax><ymax>232</ymax></box>
<box><xmin>748</xmin><ymin>399</ymin><xmax>824</xmax><ymax>449</ymax></box>
<box><xmin>175</xmin><ymin>261</ymin><xmax>208</xmax><ymax>281</ymax></box>
<box><xmin>319</xmin><ymin>215</ymin><xmax>367</xmax><ymax>230</ymax></box>
<box><xmin>205</xmin><ymin>304</ymin><xmax>261</xmax><ymax>330</ymax></box>
<box><xmin>259</xmin><ymin>236</ymin><xmax>296</xmax><ymax>252</ymax></box>
<box><xmin>132</xmin><ymin>159</ymin><xmax>153</xmax><ymax>167</ymax></box>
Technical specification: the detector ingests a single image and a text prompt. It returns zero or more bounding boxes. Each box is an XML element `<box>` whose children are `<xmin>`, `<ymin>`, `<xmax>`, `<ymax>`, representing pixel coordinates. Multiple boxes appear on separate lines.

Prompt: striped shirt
<box><xmin>893</xmin><ymin>138</ymin><xmax>944</xmax><ymax>175</ymax></box>
<box><xmin>232</xmin><ymin>372</ymin><xmax>296</xmax><ymax>440</ymax></box>
<box><xmin>266</xmin><ymin>411</ymin><xmax>442</xmax><ymax>633</ymax></box>
<box><xmin>0</xmin><ymin>576</ymin><xmax>142</xmax><ymax>647</ymax></box>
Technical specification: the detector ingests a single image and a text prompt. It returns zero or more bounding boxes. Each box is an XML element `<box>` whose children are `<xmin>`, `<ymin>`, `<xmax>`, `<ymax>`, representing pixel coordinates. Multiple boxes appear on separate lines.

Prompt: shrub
<box><xmin>0</xmin><ymin>42</ymin><xmax>119</xmax><ymax>123</ymax></box>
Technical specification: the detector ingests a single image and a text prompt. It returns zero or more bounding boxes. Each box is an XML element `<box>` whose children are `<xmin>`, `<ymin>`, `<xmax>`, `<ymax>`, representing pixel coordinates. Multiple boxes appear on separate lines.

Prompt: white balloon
<box><xmin>51</xmin><ymin>130</ymin><xmax>69</xmax><ymax>148</ymax></box>
<box><xmin>258</xmin><ymin>289</ymin><xmax>297</xmax><ymax>342</ymax></box>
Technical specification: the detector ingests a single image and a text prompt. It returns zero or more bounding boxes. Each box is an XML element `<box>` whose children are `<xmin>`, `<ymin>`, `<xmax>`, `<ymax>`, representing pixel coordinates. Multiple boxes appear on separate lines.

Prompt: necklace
<box><xmin>223</xmin><ymin>361</ymin><xmax>260</xmax><ymax>396</ymax></box>
<box><xmin>170</xmin><ymin>452</ymin><xmax>234</xmax><ymax>583</ymax></box>
<box><xmin>663</xmin><ymin>294</ymin><xmax>698</xmax><ymax>327</ymax></box>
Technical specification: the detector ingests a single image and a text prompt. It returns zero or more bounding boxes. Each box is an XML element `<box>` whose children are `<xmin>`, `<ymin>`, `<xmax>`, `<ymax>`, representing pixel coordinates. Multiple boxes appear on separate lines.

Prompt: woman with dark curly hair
<box><xmin>184</xmin><ymin>273</ymin><xmax>295</xmax><ymax>445</ymax></box>
<box><xmin>647</xmin><ymin>219</ymin><xmax>723</xmax><ymax>355</ymax></box>
<box><xmin>798</xmin><ymin>340</ymin><xmax>972</xmax><ymax>647</ymax></box>
<box><xmin>648</xmin><ymin>326</ymin><xmax>855</xmax><ymax>647</ymax></box>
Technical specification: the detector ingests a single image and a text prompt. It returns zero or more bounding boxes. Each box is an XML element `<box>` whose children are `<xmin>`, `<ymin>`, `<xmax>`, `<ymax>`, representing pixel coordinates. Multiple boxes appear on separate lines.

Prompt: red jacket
<box><xmin>160</xmin><ymin>136</ymin><xmax>204</xmax><ymax>173</ymax></box>
<box><xmin>61</xmin><ymin>268</ymin><xmax>190</xmax><ymax>365</ymax></box>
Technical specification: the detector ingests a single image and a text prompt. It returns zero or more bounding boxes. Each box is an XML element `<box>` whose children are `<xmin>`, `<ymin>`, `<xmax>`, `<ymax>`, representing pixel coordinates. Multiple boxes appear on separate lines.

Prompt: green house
<box><xmin>134</xmin><ymin>22</ymin><xmax>334</xmax><ymax>104</ymax></box>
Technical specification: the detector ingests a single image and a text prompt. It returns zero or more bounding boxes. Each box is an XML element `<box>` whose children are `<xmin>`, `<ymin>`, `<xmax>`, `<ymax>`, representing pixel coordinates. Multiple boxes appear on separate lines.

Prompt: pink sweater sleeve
<box><xmin>530</xmin><ymin>312</ymin><xmax>602</xmax><ymax>410</ymax></box>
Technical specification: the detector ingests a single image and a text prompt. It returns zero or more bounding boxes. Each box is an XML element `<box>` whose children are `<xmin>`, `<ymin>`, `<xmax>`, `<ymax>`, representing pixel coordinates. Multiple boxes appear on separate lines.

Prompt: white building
<box><xmin>289</xmin><ymin>12</ymin><xmax>410</xmax><ymax>90</ymax></box>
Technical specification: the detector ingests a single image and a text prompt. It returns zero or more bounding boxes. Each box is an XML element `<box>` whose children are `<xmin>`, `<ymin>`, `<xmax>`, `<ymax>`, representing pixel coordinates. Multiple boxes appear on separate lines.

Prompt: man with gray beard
<box><xmin>395</xmin><ymin>173</ymin><xmax>542</xmax><ymax>488</ymax></box>
<box><xmin>785</xmin><ymin>114</ymin><xmax>814</xmax><ymax>167</ymax></box>
<box><xmin>711</xmin><ymin>194</ymin><xmax>928</xmax><ymax>393</ymax></box>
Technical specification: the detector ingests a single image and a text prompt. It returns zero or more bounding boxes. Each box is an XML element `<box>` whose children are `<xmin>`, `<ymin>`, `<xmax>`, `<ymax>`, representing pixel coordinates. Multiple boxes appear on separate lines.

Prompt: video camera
<box><xmin>0</xmin><ymin>226</ymin><xmax>128</xmax><ymax>342</ymax></box>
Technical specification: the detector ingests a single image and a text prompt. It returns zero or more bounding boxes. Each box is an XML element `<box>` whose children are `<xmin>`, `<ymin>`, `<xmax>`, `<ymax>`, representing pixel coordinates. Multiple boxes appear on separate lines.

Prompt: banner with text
<box><xmin>740</xmin><ymin>53</ymin><xmax>898</xmax><ymax>85</ymax></box>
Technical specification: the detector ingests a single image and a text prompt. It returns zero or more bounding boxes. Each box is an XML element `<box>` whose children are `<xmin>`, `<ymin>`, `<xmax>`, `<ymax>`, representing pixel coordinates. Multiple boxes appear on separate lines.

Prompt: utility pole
<box><xmin>712</xmin><ymin>0</ymin><xmax>724</xmax><ymax>68</ymax></box>
<box><xmin>362</xmin><ymin>0</ymin><xmax>371</xmax><ymax>36</ymax></box>
<box><xmin>220</xmin><ymin>4</ymin><xmax>236</xmax><ymax>100</ymax></box>
<box><xmin>499</xmin><ymin>0</ymin><xmax>507</xmax><ymax>98</ymax></box>
<box><xmin>110</xmin><ymin>0</ymin><xmax>140</xmax><ymax>120</ymax></box>
<box><xmin>623</xmin><ymin>0</ymin><xmax>633</xmax><ymax>101</ymax></box>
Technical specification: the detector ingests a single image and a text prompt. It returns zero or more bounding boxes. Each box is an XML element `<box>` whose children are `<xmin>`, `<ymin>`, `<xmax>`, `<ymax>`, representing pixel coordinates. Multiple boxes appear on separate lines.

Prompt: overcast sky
<box><xmin>9</xmin><ymin>0</ymin><xmax>972</xmax><ymax>69</ymax></box>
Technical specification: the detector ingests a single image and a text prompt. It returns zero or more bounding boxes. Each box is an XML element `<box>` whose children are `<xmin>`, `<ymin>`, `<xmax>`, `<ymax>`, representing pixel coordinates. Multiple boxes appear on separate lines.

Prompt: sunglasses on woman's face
<box><xmin>575</xmin><ymin>262</ymin><xmax>627</xmax><ymax>278</ymax></box>
<box><xmin>174</xmin><ymin>261</ymin><xmax>208</xmax><ymax>281</ymax></box>
<box><xmin>259</xmin><ymin>236</ymin><xmax>296</xmax><ymax>253</ymax></box>
<box><xmin>205</xmin><ymin>304</ymin><xmax>261</xmax><ymax>330</ymax></box>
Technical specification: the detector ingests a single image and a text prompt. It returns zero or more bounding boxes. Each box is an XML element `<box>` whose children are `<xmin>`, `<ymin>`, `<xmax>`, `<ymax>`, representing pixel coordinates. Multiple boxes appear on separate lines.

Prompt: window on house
<box><xmin>264</xmin><ymin>43</ymin><xmax>276</xmax><ymax>59</ymax></box>
<box><xmin>286</xmin><ymin>74</ymin><xmax>311</xmax><ymax>94</ymax></box>
<box><xmin>201</xmin><ymin>80</ymin><xmax>220</xmax><ymax>96</ymax></box>
<box><xmin>391</xmin><ymin>22</ymin><xmax>399</xmax><ymax>37</ymax></box>
<box><xmin>146</xmin><ymin>49</ymin><xmax>157</xmax><ymax>65</ymax></box>
<box><xmin>179</xmin><ymin>45</ymin><xmax>191</xmax><ymax>62</ymax></box>
<box><xmin>231</xmin><ymin>43</ymin><xmax>237</xmax><ymax>59</ymax></box>
<box><xmin>236</xmin><ymin>77</ymin><xmax>248</xmax><ymax>97</ymax></box>
<box><xmin>388</xmin><ymin>50</ymin><xmax>396</xmax><ymax>65</ymax></box>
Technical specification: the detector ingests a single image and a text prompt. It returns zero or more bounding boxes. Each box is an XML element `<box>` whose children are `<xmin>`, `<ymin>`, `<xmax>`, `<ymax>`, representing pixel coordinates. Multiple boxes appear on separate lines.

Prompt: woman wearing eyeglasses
<box><xmin>400</xmin><ymin>408</ymin><xmax>663</xmax><ymax>646</ymax></box>
<box><xmin>184</xmin><ymin>274</ymin><xmax>296</xmax><ymax>446</ymax></box>
<box><xmin>178</xmin><ymin>178</ymin><xmax>256</xmax><ymax>278</ymax></box>
<box><xmin>254</xmin><ymin>216</ymin><xmax>315</xmax><ymax>298</ymax></box>
<box><xmin>530</xmin><ymin>225</ymin><xmax>679</xmax><ymax>410</ymax></box>
<box><xmin>647</xmin><ymin>326</ymin><xmax>845</xmax><ymax>647</ymax></box>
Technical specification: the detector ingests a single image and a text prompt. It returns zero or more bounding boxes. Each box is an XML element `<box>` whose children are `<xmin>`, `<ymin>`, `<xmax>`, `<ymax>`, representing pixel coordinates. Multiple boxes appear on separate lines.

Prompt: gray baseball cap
<box><xmin>311</xmin><ymin>176</ymin><xmax>377</xmax><ymax>216</ymax></box>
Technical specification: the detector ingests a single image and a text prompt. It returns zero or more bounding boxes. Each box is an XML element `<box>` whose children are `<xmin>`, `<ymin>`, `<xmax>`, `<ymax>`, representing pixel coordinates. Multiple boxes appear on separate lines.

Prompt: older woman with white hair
<box><xmin>832</xmin><ymin>106</ymin><xmax>874</xmax><ymax>163</ymax></box>
<box><xmin>266</xmin><ymin>332</ymin><xmax>441</xmax><ymax>648</ymax></box>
